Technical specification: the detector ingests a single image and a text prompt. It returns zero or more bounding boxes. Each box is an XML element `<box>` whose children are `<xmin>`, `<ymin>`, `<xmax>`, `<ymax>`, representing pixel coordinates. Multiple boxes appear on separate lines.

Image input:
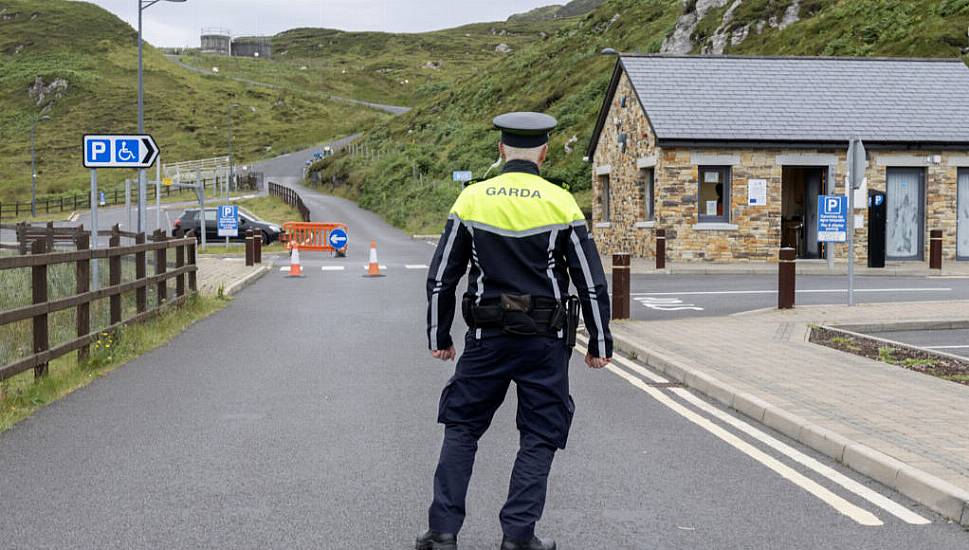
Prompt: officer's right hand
<box><xmin>431</xmin><ymin>346</ymin><xmax>457</xmax><ymax>362</ymax></box>
<box><xmin>585</xmin><ymin>353</ymin><xmax>611</xmax><ymax>369</ymax></box>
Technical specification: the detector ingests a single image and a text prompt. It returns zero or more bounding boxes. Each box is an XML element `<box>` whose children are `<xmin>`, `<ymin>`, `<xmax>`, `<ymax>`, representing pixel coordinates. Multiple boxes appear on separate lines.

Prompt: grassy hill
<box><xmin>176</xmin><ymin>19</ymin><xmax>564</xmax><ymax>108</ymax></box>
<box><xmin>0</xmin><ymin>0</ymin><xmax>387</xmax><ymax>201</ymax></box>
<box><xmin>508</xmin><ymin>0</ymin><xmax>607</xmax><ymax>22</ymax></box>
<box><xmin>309</xmin><ymin>0</ymin><xmax>969</xmax><ymax>234</ymax></box>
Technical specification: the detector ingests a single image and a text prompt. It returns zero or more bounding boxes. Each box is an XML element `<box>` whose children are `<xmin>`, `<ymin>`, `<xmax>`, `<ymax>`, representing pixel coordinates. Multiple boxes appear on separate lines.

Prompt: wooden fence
<box><xmin>268</xmin><ymin>182</ymin><xmax>311</xmax><ymax>222</ymax></box>
<box><xmin>0</xmin><ymin>226</ymin><xmax>198</xmax><ymax>382</ymax></box>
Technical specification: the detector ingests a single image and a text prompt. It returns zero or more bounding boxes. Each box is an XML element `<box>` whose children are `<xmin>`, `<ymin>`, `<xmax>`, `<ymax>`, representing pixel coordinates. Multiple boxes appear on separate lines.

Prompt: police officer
<box><xmin>416</xmin><ymin>112</ymin><xmax>613</xmax><ymax>550</ymax></box>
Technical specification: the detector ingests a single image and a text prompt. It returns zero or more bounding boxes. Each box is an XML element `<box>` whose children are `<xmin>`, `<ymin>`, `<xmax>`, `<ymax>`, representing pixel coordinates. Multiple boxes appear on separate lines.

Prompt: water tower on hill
<box><xmin>231</xmin><ymin>36</ymin><xmax>272</xmax><ymax>59</ymax></box>
<box><xmin>200</xmin><ymin>28</ymin><xmax>231</xmax><ymax>56</ymax></box>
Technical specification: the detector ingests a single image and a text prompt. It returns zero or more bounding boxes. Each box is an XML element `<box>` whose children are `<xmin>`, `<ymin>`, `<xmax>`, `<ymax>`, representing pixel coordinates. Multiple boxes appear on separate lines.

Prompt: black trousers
<box><xmin>428</xmin><ymin>334</ymin><xmax>574</xmax><ymax>540</ymax></box>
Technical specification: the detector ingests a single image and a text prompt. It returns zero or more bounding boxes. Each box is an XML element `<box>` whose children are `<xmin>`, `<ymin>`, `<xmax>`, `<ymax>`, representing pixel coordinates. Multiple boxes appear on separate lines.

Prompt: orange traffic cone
<box><xmin>366</xmin><ymin>240</ymin><xmax>384</xmax><ymax>277</ymax></box>
<box><xmin>287</xmin><ymin>245</ymin><xmax>304</xmax><ymax>277</ymax></box>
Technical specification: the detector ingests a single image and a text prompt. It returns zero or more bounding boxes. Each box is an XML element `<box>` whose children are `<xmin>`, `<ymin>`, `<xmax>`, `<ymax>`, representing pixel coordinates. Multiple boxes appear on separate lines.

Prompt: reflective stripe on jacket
<box><xmin>426</xmin><ymin>161</ymin><xmax>612</xmax><ymax>358</ymax></box>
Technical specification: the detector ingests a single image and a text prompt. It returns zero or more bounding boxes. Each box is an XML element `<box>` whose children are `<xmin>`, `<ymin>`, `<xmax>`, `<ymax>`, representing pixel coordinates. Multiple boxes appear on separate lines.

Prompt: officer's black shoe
<box><xmin>415</xmin><ymin>530</ymin><xmax>457</xmax><ymax>550</ymax></box>
<box><xmin>500</xmin><ymin>535</ymin><xmax>556</xmax><ymax>550</ymax></box>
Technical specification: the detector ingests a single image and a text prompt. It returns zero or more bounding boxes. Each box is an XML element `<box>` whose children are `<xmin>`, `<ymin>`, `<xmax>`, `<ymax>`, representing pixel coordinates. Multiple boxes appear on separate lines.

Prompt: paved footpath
<box><xmin>612</xmin><ymin>300</ymin><xmax>969</xmax><ymax>524</ymax></box>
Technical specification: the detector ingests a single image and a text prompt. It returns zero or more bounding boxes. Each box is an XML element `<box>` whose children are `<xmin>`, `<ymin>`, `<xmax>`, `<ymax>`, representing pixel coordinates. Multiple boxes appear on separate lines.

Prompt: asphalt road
<box><xmin>626</xmin><ymin>274</ymin><xmax>969</xmax><ymax>321</ymax></box>
<box><xmin>869</xmin><ymin>328</ymin><xmax>969</xmax><ymax>359</ymax></box>
<box><xmin>1</xmin><ymin>147</ymin><xmax>967</xmax><ymax>548</ymax></box>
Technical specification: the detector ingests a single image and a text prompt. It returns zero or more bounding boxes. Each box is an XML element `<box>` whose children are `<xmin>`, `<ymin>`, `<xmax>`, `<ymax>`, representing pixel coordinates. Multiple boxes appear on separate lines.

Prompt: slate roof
<box><xmin>589</xmin><ymin>55</ymin><xmax>969</xmax><ymax>155</ymax></box>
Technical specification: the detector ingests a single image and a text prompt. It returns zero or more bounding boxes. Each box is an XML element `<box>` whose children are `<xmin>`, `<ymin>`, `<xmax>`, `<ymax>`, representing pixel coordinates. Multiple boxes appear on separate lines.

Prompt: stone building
<box><xmin>587</xmin><ymin>55</ymin><xmax>969</xmax><ymax>264</ymax></box>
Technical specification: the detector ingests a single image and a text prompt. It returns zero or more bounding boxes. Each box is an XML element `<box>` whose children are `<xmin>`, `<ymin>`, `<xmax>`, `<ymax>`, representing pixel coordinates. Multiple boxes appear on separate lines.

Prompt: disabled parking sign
<box><xmin>817</xmin><ymin>195</ymin><xmax>848</xmax><ymax>243</ymax></box>
<box><xmin>83</xmin><ymin>134</ymin><xmax>159</xmax><ymax>169</ymax></box>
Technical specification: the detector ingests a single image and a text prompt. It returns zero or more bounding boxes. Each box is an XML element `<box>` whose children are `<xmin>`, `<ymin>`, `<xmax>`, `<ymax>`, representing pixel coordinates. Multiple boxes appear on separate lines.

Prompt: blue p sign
<box><xmin>87</xmin><ymin>139</ymin><xmax>111</xmax><ymax>164</ymax></box>
<box><xmin>824</xmin><ymin>197</ymin><xmax>842</xmax><ymax>215</ymax></box>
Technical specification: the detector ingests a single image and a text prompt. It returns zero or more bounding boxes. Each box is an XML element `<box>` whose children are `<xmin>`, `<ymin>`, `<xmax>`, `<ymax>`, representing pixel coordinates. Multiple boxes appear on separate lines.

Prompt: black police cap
<box><xmin>493</xmin><ymin>112</ymin><xmax>558</xmax><ymax>148</ymax></box>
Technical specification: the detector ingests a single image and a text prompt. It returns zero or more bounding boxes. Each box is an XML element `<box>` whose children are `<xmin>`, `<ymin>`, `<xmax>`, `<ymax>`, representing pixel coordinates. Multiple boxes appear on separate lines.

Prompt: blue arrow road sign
<box><xmin>817</xmin><ymin>194</ymin><xmax>848</xmax><ymax>243</ymax></box>
<box><xmin>83</xmin><ymin>134</ymin><xmax>159</xmax><ymax>169</ymax></box>
<box><xmin>328</xmin><ymin>227</ymin><xmax>349</xmax><ymax>250</ymax></box>
<box><xmin>217</xmin><ymin>205</ymin><xmax>239</xmax><ymax>238</ymax></box>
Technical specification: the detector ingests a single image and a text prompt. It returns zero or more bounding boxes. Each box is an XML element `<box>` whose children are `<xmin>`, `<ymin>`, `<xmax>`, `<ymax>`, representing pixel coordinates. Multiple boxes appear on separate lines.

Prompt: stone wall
<box><xmin>591</xmin><ymin>70</ymin><xmax>966</xmax><ymax>263</ymax></box>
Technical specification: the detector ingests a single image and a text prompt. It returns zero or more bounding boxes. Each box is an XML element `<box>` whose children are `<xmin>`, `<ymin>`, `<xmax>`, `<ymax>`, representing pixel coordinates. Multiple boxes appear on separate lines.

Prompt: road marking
<box><xmin>406</xmin><ymin>264</ymin><xmax>428</xmax><ymax>270</ymax></box>
<box><xmin>925</xmin><ymin>345</ymin><xmax>969</xmax><ymax>350</ymax></box>
<box><xmin>583</xmin><ymin>340</ymin><xmax>929</xmax><ymax>525</ymax></box>
<box><xmin>574</xmin><ymin>338</ymin><xmax>914</xmax><ymax>527</ymax></box>
<box><xmin>631</xmin><ymin>288</ymin><xmax>951</xmax><ymax>297</ymax></box>
<box><xmin>635</xmin><ymin>296</ymin><xmax>703</xmax><ymax>311</ymax></box>
<box><xmin>362</xmin><ymin>265</ymin><xmax>388</xmax><ymax>270</ymax></box>
<box><xmin>321</xmin><ymin>266</ymin><xmax>345</xmax><ymax>271</ymax></box>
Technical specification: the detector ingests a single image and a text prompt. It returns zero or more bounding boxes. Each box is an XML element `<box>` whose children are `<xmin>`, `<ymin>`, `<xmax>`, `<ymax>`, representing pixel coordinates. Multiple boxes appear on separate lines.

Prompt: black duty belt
<box><xmin>462</xmin><ymin>294</ymin><xmax>566</xmax><ymax>336</ymax></box>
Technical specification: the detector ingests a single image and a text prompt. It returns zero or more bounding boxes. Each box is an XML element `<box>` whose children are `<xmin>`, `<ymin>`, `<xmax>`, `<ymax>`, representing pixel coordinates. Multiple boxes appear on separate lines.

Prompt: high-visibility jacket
<box><xmin>426</xmin><ymin>160</ymin><xmax>613</xmax><ymax>358</ymax></box>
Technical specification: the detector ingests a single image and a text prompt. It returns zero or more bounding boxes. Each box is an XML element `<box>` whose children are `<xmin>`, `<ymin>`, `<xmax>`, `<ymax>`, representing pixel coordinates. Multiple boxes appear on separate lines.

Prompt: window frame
<box><xmin>957</xmin><ymin>168</ymin><xmax>968</xmax><ymax>261</ymax></box>
<box><xmin>697</xmin><ymin>165</ymin><xmax>731</xmax><ymax>224</ymax></box>
<box><xmin>639</xmin><ymin>167</ymin><xmax>655</xmax><ymax>222</ymax></box>
<box><xmin>599</xmin><ymin>174</ymin><xmax>611</xmax><ymax>223</ymax></box>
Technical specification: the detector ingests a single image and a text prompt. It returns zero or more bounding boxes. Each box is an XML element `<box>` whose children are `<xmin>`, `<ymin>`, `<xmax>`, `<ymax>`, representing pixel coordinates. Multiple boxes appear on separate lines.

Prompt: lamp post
<box><xmin>30</xmin><ymin>115</ymin><xmax>50</xmax><ymax>217</ymax></box>
<box><xmin>137</xmin><ymin>0</ymin><xmax>186</xmax><ymax>233</ymax></box>
<box><xmin>226</xmin><ymin>103</ymin><xmax>239</xmax><ymax>196</ymax></box>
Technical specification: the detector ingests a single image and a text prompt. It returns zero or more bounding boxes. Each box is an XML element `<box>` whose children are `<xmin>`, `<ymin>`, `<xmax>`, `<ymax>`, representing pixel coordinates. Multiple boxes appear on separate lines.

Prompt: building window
<box><xmin>698</xmin><ymin>166</ymin><xmax>730</xmax><ymax>223</ymax></box>
<box><xmin>599</xmin><ymin>174</ymin><xmax>611</xmax><ymax>222</ymax></box>
<box><xmin>639</xmin><ymin>168</ymin><xmax>655</xmax><ymax>221</ymax></box>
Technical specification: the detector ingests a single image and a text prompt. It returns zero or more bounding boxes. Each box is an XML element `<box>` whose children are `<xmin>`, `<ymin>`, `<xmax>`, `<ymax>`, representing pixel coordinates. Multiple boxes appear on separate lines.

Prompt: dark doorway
<box><xmin>782</xmin><ymin>166</ymin><xmax>826</xmax><ymax>259</ymax></box>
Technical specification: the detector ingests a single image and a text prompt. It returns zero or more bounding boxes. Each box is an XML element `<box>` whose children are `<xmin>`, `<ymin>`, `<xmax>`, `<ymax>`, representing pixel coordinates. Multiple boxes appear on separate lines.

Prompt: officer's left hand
<box><xmin>431</xmin><ymin>346</ymin><xmax>457</xmax><ymax>361</ymax></box>
<box><xmin>585</xmin><ymin>353</ymin><xmax>611</xmax><ymax>369</ymax></box>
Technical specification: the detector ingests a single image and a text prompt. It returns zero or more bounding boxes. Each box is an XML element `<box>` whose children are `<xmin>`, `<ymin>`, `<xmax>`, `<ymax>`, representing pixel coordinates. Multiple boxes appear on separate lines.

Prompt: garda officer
<box><xmin>416</xmin><ymin>112</ymin><xmax>613</xmax><ymax>550</ymax></box>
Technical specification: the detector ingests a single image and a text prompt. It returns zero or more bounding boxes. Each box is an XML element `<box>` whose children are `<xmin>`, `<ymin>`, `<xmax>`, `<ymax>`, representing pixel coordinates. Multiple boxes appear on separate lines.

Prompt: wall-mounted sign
<box><xmin>747</xmin><ymin>179</ymin><xmax>767</xmax><ymax>206</ymax></box>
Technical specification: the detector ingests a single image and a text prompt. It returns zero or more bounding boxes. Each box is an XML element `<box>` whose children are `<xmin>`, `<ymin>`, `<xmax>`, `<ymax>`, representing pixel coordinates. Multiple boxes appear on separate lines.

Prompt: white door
<box><xmin>959</xmin><ymin>170</ymin><xmax>969</xmax><ymax>260</ymax></box>
<box><xmin>886</xmin><ymin>168</ymin><xmax>924</xmax><ymax>260</ymax></box>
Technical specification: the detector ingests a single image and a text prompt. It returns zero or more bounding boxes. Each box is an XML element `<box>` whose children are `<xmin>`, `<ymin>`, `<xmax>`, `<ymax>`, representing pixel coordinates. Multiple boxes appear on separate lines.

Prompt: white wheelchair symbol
<box><xmin>117</xmin><ymin>142</ymin><xmax>136</xmax><ymax>162</ymax></box>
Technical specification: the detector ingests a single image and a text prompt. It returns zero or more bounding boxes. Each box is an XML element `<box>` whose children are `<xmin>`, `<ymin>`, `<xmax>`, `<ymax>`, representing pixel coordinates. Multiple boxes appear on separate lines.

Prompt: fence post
<box><xmin>153</xmin><ymin>229</ymin><xmax>168</xmax><ymax>306</ymax></box>
<box><xmin>175</xmin><ymin>238</ymin><xmax>186</xmax><ymax>298</ymax></box>
<box><xmin>31</xmin><ymin>239</ymin><xmax>49</xmax><ymax>379</ymax></box>
<box><xmin>109</xmin><ymin>225</ymin><xmax>122</xmax><ymax>325</ymax></box>
<box><xmin>612</xmin><ymin>253</ymin><xmax>630</xmax><ymax>320</ymax></box>
<box><xmin>75</xmin><ymin>228</ymin><xmax>91</xmax><ymax>363</ymax></box>
<box><xmin>46</xmin><ymin>221</ymin><xmax>55</xmax><ymax>252</ymax></box>
<box><xmin>254</xmin><ymin>232</ymin><xmax>262</xmax><ymax>264</ymax></box>
<box><xmin>16</xmin><ymin>222</ymin><xmax>27</xmax><ymax>255</ymax></box>
<box><xmin>187</xmin><ymin>237</ymin><xmax>197</xmax><ymax>292</ymax></box>
<box><xmin>245</xmin><ymin>229</ymin><xmax>254</xmax><ymax>266</ymax></box>
<box><xmin>779</xmin><ymin>247</ymin><xmax>796</xmax><ymax>310</ymax></box>
<box><xmin>135</xmin><ymin>233</ymin><xmax>147</xmax><ymax>314</ymax></box>
<box><xmin>929</xmin><ymin>229</ymin><xmax>943</xmax><ymax>270</ymax></box>
<box><xmin>656</xmin><ymin>229</ymin><xmax>667</xmax><ymax>270</ymax></box>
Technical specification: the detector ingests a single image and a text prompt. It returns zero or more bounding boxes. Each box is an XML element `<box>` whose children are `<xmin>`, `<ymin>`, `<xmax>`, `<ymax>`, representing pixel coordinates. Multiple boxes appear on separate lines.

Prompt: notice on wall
<box><xmin>855</xmin><ymin>214</ymin><xmax>865</xmax><ymax>229</ymax></box>
<box><xmin>747</xmin><ymin>179</ymin><xmax>767</xmax><ymax>206</ymax></box>
<box><xmin>706</xmin><ymin>200</ymin><xmax>719</xmax><ymax>216</ymax></box>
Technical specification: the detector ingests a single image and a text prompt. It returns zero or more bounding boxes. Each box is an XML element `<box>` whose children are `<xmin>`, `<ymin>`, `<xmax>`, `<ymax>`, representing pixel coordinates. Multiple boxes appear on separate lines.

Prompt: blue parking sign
<box><xmin>87</xmin><ymin>139</ymin><xmax>111</xmax><ymax>164</ymax></box>
<box><xmin>817</xmin><ymin>195</ymin><xmax>848</xmax><ymax>243</ymax></box>
<box><xmin>217</xmin><ymin>205</ymin><xmax>239</xmax><ymax>238</ymax></box>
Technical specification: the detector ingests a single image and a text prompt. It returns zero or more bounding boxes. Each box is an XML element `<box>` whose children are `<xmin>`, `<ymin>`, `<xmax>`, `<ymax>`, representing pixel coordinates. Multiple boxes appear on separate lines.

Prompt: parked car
<box><xmin>173</xmin><ymin>208</ymin><xmax>283</xmax><ymax>244</ymax></box>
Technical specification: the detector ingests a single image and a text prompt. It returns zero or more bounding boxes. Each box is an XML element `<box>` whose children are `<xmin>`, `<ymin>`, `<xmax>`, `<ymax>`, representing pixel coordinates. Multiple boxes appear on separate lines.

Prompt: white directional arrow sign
<box><xmin>83</xmin><ymin>134</ymin><xmax>160</xmax><ymax>169</ymax></box>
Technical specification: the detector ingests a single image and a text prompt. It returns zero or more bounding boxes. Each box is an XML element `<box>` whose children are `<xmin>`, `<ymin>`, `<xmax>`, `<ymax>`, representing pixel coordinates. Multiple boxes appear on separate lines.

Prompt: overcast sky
<box><xmin>88</xmin><ymin>0</ymin><xmax>562</xmax><ymax>47</ymax></box>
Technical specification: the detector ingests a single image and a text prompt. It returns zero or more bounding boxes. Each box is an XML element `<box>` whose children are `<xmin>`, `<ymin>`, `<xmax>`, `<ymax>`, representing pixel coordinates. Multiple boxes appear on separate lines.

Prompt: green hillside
<box><xmin>0</xmin><ymin>0</ymin><xmax>387</xmax><ymax>201</ymax></box>
<box><xmin>509</xmin><ymin>0</ymin><xmax>607</xmax><ymax>22</ymax></box>
<box><xmin>177</xmin><ymin>19</ymin><xmax>564</xmax><ymax>107</ymax></box>
<box><xmin>310</xmin><ymin>0</ymin><xmax>969</xmax><ymax>234</ymax></box>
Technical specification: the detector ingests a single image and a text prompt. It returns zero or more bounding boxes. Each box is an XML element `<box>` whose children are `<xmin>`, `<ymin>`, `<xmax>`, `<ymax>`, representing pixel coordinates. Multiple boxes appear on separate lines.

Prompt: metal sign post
<box><xmin>847</xmin><ymin>138</ymin><xmax>866</xmax><ymax>307</ymax></box>
<box><xmin>90</xmin><ymin>170</ymin><xmax>100</xmax><ymax>289</ymax></box>
<box><xmin>155</xmin><ymin>157</ymin><xmax>162</xmax><ymax>231</ymax></box>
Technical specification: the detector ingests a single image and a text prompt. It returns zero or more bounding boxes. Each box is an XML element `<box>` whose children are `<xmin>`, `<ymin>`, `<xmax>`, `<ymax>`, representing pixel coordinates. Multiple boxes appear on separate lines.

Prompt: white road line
<box><xmin>279</xmin><ymin>267</ymin><xmax>290</xmax><ymax>272</ymax></box>
<box><xmin>925</xmin><ymin>345</ymin><xmax>969</xmax><ymax>350</ymax></box>
<box><xmin>578</xmin><ymin>336</ymin><xmax>929</xmax><ymax>526</ymax></box>
<box><xmin>321</xmin><ymin>266</ymin><xmax>345</xmax><ymax>271</ymax></box>
<box><xmin>406</xmin><ymin>264</ymin><xmax>429</xmax><ymax>270</ymax></box>
<box><xmin>630</xmin><ymin>288</ymin><xmax>951</xmax><ymax>297</ymax></box>
<box><xmin>362</xmin><ymin>265</ymin><xmax>388</xmax><ymax>270</ymax></box>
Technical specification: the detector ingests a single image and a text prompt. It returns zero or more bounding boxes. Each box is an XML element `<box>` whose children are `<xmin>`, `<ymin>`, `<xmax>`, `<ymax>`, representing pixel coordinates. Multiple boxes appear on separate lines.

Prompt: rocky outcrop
<box><xmin>662</xmin><ymin>0</ymin><xmax>731</xmax><ymax>54</ymax></box>
<box><xmin>27</xmin><ymin>76</ymin><xmax>69</xmax><ymax>112</ymax></box>
<box><xmin>495</xmin><ymin>43</ymin><xmax>513</xmax><ymax>54</ymax></box>
<box><xmin>663</xmin><ymin>0</ymin><xmax>802</xmax><ymax>54</ymax></box>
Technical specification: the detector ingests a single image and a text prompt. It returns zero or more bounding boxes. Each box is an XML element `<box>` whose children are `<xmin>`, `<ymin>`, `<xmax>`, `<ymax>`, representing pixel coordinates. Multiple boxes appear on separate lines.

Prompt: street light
<box><xmin>226</xmin><ymin>103</ymin><xmax>240</xmax><ymax>197</ymax></box>
<box><xmin>137</xmin><ymin>0</ymin><xmax>187</xmax><ymax>233</ymax></box>
<box><xmin>30</xmin><ymin>115</ymin><xmax>50</xmax><ymax>217</ymax></box>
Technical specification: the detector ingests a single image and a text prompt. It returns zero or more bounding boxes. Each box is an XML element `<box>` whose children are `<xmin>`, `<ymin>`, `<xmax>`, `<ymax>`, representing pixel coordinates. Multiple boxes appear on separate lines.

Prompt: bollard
<box><xmin>245</xmin><ymin>229</ymin><xmax>254</xmax><ymax>267</ymax></box>
<box><xmin>612</xmin><ymin>253</ymin><xmax>630</xmax><ymax>320</ymax></box>
<box><xmin>929</xmin><ymin>229</ymin><xmax>943</xmax><ymax>270</ymax></box>
<box><xmin>656</xmin><ymin>229</ymin><xmax>666</xmax><ymax>270</ymax></box>
<box><xmin>778</xmin><ymin>247</ymin><xmax>796</xmax><ymax>310</ymax></box>
<box><xmin>254</xmin><ymin>233</ymin><xmax>263</xmax><ymax>264</ymax></box>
